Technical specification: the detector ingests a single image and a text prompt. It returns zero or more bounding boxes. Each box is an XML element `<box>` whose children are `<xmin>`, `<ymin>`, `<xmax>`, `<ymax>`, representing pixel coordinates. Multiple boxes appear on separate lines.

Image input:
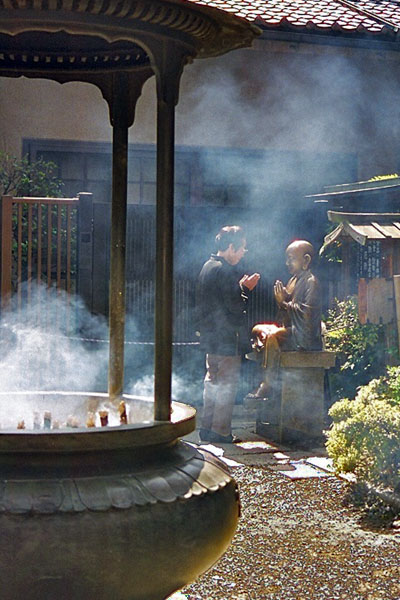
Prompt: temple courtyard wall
<box><xmin>0</xmin><ymin>37</ymin><xmax>399</xmax><ymax>182</ymax></box>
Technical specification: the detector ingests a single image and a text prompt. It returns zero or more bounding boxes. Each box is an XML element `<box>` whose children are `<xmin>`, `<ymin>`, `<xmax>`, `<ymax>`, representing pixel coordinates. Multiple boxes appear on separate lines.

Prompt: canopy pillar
<box><xmin>105</xmin><ymin>71</ymin><xmax>152</xmax><ymax>399</ymax></box>
<box><xmin>151</xmin><ymin>42</ymin><xmax>189</xmax><ymax>421</ymax></box>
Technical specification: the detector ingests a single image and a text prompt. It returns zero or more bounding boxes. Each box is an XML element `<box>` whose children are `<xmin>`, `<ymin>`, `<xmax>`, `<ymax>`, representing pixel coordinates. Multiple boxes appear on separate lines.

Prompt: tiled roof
<box><xmin>187</xmin><ymin>1</ymin><xmax>400</xmax><ymax>38</ymax></box>
<box><xmin>322</xmin><ymin>212</ymin><xmax>400</xmax><ymax>251</ymax></box>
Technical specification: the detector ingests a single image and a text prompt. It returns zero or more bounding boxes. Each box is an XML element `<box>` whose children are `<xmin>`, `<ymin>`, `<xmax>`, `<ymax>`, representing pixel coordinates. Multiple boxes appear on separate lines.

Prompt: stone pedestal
<box><xmin>255</xmin><ymin>351</ymin><xmax>336</xmax><ymax>445</ymax></box>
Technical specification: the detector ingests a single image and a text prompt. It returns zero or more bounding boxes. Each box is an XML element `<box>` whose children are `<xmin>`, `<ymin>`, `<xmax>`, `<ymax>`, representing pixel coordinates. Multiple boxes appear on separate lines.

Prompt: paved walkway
<box><xmin>183</xmin><ymin>406</ymin><xmax>332</xmax><ymax>479</ymax></box>
<box><xmin>176</xmin><ymin>406</ymin><xmax>400</xmax><ymax>600</ymax></box>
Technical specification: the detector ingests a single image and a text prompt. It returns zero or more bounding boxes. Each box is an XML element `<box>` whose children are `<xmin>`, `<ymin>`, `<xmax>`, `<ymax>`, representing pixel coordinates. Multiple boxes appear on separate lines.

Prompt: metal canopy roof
<box><xmin>0</xmin><ymin>32</ymin><xmax>150</xmax><ymax>73</ymax></box>
<box><xmin>0</xmin><ymin>0</ymin><xmax>260</xmax><ymax>130</ymax></box>
<box><xmin>0</xmin><ymin>0</ymin><xmax>260</xmax><ymax>81</ymax></box>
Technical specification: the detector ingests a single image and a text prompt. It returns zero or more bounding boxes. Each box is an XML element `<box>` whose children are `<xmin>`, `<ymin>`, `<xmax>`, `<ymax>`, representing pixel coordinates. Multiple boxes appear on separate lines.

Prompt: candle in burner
<box><xmin>17</xmin><ymin>420</ymin><xmax>25</xmax><ymax>429</ymax></box>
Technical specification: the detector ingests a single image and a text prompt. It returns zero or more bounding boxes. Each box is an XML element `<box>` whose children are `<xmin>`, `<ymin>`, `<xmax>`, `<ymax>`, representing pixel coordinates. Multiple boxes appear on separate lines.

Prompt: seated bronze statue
<box><xmin>249</xmin><ymin>240</ymin><xmax>322</xmax><ymax>397</ymax></box>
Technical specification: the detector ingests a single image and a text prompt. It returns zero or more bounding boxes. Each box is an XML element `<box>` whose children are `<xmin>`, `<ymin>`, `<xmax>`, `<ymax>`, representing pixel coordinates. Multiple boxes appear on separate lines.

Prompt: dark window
<box><xmin>24</xmin><ymin>138</ymin><xmax>356</xmax><ymax>211</ymax></box>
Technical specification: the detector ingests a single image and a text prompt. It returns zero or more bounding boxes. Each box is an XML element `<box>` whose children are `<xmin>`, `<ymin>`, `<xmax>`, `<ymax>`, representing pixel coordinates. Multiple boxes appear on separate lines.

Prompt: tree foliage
<box><xmin>0</xmin><ymin>152</ymin><xmax>71</xmax><ymax>285</ymax></box>
<box><xmin>0</xmin><ymin>151</ymin><xmax>63</xmax><ymax>197</ymax></box>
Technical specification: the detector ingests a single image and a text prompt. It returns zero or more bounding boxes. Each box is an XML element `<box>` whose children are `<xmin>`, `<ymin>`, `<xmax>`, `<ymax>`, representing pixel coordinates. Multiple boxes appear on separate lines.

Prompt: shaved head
<box><xmin>285</xmin><ymin>240</ymin><xmax>315</xmax><ymax>275</ymax></box>
<box><xmin>286</xmin><ymin>240</ymin><xmax>314</xmax><ymax>258</ymax></box>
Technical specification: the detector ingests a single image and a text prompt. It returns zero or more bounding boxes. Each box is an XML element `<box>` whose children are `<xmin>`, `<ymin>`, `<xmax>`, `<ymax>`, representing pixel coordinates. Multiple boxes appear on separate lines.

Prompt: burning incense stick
<box><xmin>43</xmin><ymin>411</ymin><xmax>51</xmax><ymax>429</ymax></box>
<box><xmin>99</xmin><ymin>410</ymin><xmax>108</xmax><ymax>427</ymax></box>
<box><xmin>86</xmin><ymin>412</ymin><xmax>96</xmax><ymax>428</ymax></box>
<box><xmin>33</xmin><ymin>412</ymin><xmax>41</xmax><ymax>430</ymax></box>
<box><xmin>119</xmin><ymin>401</ymin><xmax>128</xmax><ymax>425</ymax></box>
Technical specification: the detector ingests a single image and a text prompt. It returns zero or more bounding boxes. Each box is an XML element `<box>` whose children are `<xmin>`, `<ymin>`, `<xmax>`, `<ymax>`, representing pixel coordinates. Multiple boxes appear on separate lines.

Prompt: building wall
<box><xmin>1</xmin><ymin>37</ymin><xmax>400</xmax><ymax>182</ymax></box>
<box><xmin>3</xmin><ymin>35</ymin><xmax>399</xmax><ymax>396</ymax></box>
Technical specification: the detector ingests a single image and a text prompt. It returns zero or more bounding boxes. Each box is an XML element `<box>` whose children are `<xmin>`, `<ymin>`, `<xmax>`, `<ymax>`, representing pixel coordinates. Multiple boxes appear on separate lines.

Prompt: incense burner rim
<box><xmin>0</xmin><ymin>391</ymin><xmax>196</xmax><ymax>453</ymax></box>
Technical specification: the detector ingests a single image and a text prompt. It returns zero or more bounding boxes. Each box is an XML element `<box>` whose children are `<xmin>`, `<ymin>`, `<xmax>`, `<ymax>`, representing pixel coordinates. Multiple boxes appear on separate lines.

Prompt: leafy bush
<box><xmin>0</xmin><ymin>151</ymin><xmax>63</xmax><ymax>197</ymax></box>
<box><xmin>324</xmin><ymin>296</ymin><xmax>385</xmax><ymax>401</ymax></box>
<box><xmin>326</xmin><ymin>367</ymin><xmax>400</xmax><ymax>491</ymax></box>
<box><xmin>0</xmin><ymin>152</ymin><xmax>70</xmax><ymax>286</ymax></box>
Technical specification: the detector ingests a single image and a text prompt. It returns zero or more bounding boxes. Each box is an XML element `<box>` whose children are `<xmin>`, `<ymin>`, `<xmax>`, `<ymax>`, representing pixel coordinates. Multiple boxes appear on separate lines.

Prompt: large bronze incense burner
<box><xmin>0</xmin><ymin>0</ymin><xmax>259</xmax><ymax>598</ymax></box>
<box><xmin>0</xmin><ymin>392</ymin><xmax>239</xmax><ymax>600</ymax></box>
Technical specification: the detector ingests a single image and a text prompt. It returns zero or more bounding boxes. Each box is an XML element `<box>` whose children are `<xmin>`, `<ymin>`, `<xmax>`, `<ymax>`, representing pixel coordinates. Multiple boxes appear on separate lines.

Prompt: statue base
<box><xmin>253</xmin><ymin>350</ymin><xmax>336</xmax><ymax>445</ymax></box>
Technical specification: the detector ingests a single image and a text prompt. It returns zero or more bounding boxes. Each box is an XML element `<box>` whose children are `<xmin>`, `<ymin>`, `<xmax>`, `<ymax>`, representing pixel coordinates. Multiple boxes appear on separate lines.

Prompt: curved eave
<box><xmin>0</xmin><ymin>0</ymin><xmax>261</xmax><ymax>69</ymax></box>
<box><xmin>177</xmin><ymin>0</ymin><xmax>262</xmax><ymax>57</ymax></box>
<box><xmin>198</xmin><ymin>18</ymin><xmax>261</xmax><ymax>58</ymax></box>
<box><xmin>255</xmin><ymin>16</ymin><xmax>396</xmax><ymax>39</ymax></box>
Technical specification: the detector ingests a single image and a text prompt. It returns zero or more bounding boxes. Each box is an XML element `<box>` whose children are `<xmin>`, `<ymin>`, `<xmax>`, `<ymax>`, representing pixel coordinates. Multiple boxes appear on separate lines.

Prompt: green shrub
<box><xmin>326</xmin><ymin>367</ymin><xmax>400</xmax><ymax>491</ymax></box>
<box><xmin>0</xmin><ymin>151</ymin><xmax>63</xmax><ymax>197</ymax></box>
<box><xmin>324</xmin><ymin>296</ymin><xmax>385</xmax><ymax>401</ymax></box>
<box><xmin>0</xmin><ymin>152</ymin><xmax>70</xmax><ymax>284</ymax></box>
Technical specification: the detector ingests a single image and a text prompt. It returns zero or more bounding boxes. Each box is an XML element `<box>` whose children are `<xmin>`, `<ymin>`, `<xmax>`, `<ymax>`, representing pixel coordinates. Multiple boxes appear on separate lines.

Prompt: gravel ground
<box><xmin>182</xmin><ymin>465</ymin><xmax>400</xmax><ymax>600</ymax></box>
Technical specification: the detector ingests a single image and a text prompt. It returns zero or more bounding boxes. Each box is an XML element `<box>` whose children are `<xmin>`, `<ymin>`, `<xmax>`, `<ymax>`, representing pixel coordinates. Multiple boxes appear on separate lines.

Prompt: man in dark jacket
<box><xmin>196</xmin><ymin>226</ymin><xmax>260</xmax><ymax>443</ymax></box>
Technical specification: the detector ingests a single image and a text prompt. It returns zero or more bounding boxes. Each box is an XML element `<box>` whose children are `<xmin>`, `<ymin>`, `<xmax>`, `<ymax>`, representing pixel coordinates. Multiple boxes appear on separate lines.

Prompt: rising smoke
<box><xmin>172</xmin><ymin>42</ymin><xmax>400</xmax><ymax>407</ymax></box>
<box><xmin>4</xmin><ymin>39</ymin><xmax>400</xmax><ymax>419</ymax></box>
<box><xmin>0</xmin><ymin>283</ymin><xmax>109</xmax><ymax>393</ymax></box>
<box><xmin>0</xmin><ymin>282</ymin><xmax>200</xmax><ymax>423</ymax></box>
<box><xmin>175</xmin><ymin>42</ymin><xmax>400</xmax><ymax>264</ymax></box>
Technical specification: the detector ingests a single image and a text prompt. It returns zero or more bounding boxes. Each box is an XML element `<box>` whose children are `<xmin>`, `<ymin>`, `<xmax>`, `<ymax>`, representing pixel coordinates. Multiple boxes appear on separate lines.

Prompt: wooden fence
<box><xmin>0</xmin><ymin>193</ymin><xmax>277</xmax><ymax>398</ymax></box>
<box><xmin>1</xmin><ymin>195</ymin><xmax>79</xmax><ymax>317</ymax></box>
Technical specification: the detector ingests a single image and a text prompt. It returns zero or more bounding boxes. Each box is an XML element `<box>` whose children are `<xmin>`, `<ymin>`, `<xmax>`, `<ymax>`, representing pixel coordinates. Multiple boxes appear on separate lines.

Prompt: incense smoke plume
<box><xmin>0</xmin><ymin>284</ymin><xmax>109</xmax><ymax>393</ymax></box>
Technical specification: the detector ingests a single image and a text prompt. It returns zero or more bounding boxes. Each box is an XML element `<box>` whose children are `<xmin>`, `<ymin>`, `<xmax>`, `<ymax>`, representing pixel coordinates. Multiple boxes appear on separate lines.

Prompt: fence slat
<box><xmin>27</xmin><ymin>203</ymin><xmax>33</xmax><ymax>303</ymax></box>
<box><xmin>17</xmin><ymin>203</ymin><xmax>22</xmax><ymax>310</ymax></box>
<box><xmin>1</xmin><ymin>196</ymin><xmax>13</xmax><ymax>311</ymax></box>
<box><xmin>47</xmin><ymin>204</ymin><xmax>52</xmax><ymax>289</ymax></box>
<box><xmin>57</xmin><ymin>204</ymin><xmax>62</xmax><ymax>289</ymax></box>
<box><xmin>67</xmin><ymin>205</ymin><xmax>71</xmax><ymax>294</ymax></box>
<box><xmin>37</xmin><ymin>203</ymin><xmax>42</xmax><ymax>284</ymax></box>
